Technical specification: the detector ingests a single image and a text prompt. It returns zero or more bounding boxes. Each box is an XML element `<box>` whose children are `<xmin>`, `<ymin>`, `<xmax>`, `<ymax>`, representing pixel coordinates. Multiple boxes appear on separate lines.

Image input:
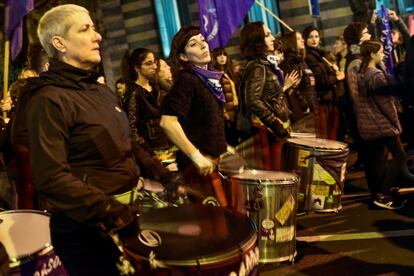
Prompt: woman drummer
<box><xmin>160</xmin><ymin>26</ymin><xmax>228</xmax><ymax>206</ymax></box>
<box><xmin>28</xmin><ymin>4</ymin><xmax>139</xmax><ymax>275</ymax></box>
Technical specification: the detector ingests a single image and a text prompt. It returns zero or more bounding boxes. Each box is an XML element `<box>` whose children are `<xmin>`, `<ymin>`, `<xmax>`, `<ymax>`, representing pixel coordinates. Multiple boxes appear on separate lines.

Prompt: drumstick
<box><xmin>177</xmin><ymin>185</ymin><xmax>206</xmax><ymax>199</ymax></box>
<box><xmin>322</xmin><ymin>57</ymin><xmax>334</xmax><ymax>68</ymax></box>
<box><xmin>395</xmin><ymin>187</ymin><xmax>414</xmax><ymax>195</ymax></box>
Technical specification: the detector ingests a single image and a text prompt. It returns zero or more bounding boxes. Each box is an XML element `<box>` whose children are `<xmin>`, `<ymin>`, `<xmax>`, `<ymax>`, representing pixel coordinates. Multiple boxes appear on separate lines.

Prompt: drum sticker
<box><xmin>297</xmin><ymin>149</ymin><xmax>310</xmax><ymax>167</ymax></box>
<box><xmin>340</xmin><ymin>162</ymin><xmax>347</xmax><ymax>183</ymax></box>
<box><xmin>32</xmin><ymin>254</ymin><xmax>67</xmax><ymax>276</ymax></box>
<box><xmin>229</xmin><ymin>247</ymin><xmax>259</xmax><ymax>276</ymax></box>
<box><xmin>275</xmin><ymin>194</ymin><xmax>295</xmax><ymax>226</ymax></box>
<box><xmin>275</xmin><ymin>225</ymin><xmax>295</xmax><ymax>242</ymax></box>
<box><xmin>312</xmin><ymin>163</ymin><xmax>335</xmax><ymax>185</ymax></box>
<box><xmin>310</xmin><ymin>184</ymin><xmax>330</xmax><ymax>196</ymax></box>
<box><xmin>333</xmin><ymin>188</ymin><xmax>342</xmax><ymax>196</ymax></box>
<box><xmin>310</xmin><ymin>194</ymin><xmax>325</xmax><ymax>210</ymax></box>
<box><xmin>326</xmin><ymin>195</ymin><xmax>334</xmax><ymax>204</ymax></box>
<box><xmin>260</xmin><ymin>219</ymin><xmax>275</xmax><ymax>241</ymax></box>
<box><xmin>202</xmin><ymin>196</ymin><xmax>221</xmax><ymax>206</ymax></box>
<box><xmin>138</xmin><ymin>230</ymin><xmax>162</xmax><ymax>247</ymax></box>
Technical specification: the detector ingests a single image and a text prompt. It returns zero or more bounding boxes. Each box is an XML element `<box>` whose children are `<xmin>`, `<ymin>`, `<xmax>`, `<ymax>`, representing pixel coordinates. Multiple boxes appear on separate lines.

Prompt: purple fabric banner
<box><xmin>379</xmin><ymin>6</ymin><xmax>395</xmax><ymax>75</ymax></box>
<box><xmin>308</xmin><ymin>0</ymin><xmax>320</xmax><ymax>16</ymax></box>
<box><xmin>4</xmin><ymin>0</ymin><xmax>34</xmax><ymax>60</ymax></box>
<box><xmin>199</xmin><ymin>0</ymin><xmax>254</xmax><ymax>50</ymax></box>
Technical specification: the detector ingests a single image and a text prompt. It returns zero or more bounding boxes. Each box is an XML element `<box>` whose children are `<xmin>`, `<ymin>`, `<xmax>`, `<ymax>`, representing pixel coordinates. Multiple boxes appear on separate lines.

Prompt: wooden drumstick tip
<box><xmin>177</xmin><ymin>185</ymin><xmax>187</xmax><ymax>195</ymax></box>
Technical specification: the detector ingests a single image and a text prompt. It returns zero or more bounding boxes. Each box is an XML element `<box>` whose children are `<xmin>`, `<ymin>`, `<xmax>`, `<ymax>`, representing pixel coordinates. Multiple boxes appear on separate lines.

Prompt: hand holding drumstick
<box><xmin>323</xmin><ymin>57</ymin><xmax>345</xmax><ymax>81</ymax></box>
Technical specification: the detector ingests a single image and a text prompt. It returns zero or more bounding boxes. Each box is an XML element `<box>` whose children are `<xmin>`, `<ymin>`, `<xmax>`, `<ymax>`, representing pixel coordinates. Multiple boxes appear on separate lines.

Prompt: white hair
<box><xmin>37</xmin><ymin>4</ymin><xmax>89</xmax><ymax>56</ymax></box>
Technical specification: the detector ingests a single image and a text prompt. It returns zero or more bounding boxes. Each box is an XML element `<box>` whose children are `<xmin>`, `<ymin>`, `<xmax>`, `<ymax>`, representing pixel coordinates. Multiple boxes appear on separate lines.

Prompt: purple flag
<box><xmin>379</xmin><ymin>6</ymin><xmax>395</xmax><ymax>75</ymax></box>
<box><xmin>199</xmin><ymin>0</ymin><xmax>254</xmax><ymax>50</ymax></box>
<box><xmin>4</xmin><ymin>0</ymin><xmax>34</xmax><ymax>60</ymax></box>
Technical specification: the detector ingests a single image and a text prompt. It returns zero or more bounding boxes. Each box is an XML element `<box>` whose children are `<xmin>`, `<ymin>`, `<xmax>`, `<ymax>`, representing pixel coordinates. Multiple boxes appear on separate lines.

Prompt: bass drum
<box><xmin>283</xmin><ymin>137</ymin><xmax>349</xmax><ymax>213</ymax></box>
<box><xmin>0</xmin><ymin>210</ymin><xmax>68</xmax><ymax>276</ymax></box>
<box><xmin>122</xmin><ymin>205</ymin><xmax>258</xmax><ymax>276</ymax></box>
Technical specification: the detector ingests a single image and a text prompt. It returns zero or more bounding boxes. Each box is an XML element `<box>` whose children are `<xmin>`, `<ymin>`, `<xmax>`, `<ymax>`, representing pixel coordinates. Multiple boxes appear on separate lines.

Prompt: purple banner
<box><xmin>308</xmin><ymin>0</ymin><xmax>320</xmax><ymax>16</ymax></box>
<box><xmin>199</xmin><ymin>0</ymin><xmax>254</xmax><ymax>50</ymax></box>
<box><xmin>379</xmin><ymin>6</ymin><xmax>395</xmax><ymax>75</ymax></box>
<box><xmin>4</xmin><ymin>0</ymin><xmax>34</xmax><ymax>60</ymax></box>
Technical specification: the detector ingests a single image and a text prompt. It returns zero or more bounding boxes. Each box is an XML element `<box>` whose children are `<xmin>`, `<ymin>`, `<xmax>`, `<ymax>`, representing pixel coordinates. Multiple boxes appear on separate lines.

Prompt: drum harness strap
<box><xmin>148</xmin><ymin>250</ymin><xmax>168</xmax><ymax>270</ymax></box>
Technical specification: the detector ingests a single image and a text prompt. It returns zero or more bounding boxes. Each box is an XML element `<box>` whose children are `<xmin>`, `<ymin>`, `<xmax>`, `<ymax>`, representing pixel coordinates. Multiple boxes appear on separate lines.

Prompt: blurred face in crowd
<box><xmin>137</xmin><ymin>52</ymin><xmax>157</xmax><ymax>79</ymax></box>
<box><xmin>216</xmin><ymin>53</ymin><xmax>228</xmax><ymax>66</ymax></box>
<box><xmin>116</xmin><ymin>82</ymin><xmax>126</xmax><ymax>95</ymax></box>
<box><xmin>57</xmin><ymin>12</ymin><xmax>102</xmax><ymax>70</ymax></box>
<box><xmin>359</xmin><ymin>28</ymin><xmax>371</xmax><ymax>44</ymax></box>
<box><xmin>306</xmin><ymin>30</ymin><xmax>320</xmax><ymax>48</ymax></box>
<box><xmin>263</xmin><ymin>25</ymin><xmax>275</xmax><ymax>53</ymax></box>
<box><xmin>181</xmin><ymin>33</ymin><xmax>211</xmax><ymax>68</ymax></box>
<box><xmin>274</xmin><ymin>50</ymin><xmax>284</xmax><ymax>63</ymax></box>
<box><xmin>372</xmin><ymin>46</ymin><xmax>384</xmax><ymax>65</ymax></box>
<box><xmin>19</xmin><ymin>68</ymin><xmax>37</xmax><ymax>79</ymax></box>
<box><xmin>391</xmin><ymin>29</ymin><xmax>402</xmax><ymax>45</ymax></box>
<box><xmin>296</xmin><ymin>32</ymin><xmax>305</xmax><ymax>50</ymax></box>
<box><xmin>158</xmin><ymin>59</ymin><xmax>172</xmax><ymax>82</ymax></box>
<box><xmin>334</xmin><ymin>39</ymin><xmax>347</xmax><ymax>55</ymax></box>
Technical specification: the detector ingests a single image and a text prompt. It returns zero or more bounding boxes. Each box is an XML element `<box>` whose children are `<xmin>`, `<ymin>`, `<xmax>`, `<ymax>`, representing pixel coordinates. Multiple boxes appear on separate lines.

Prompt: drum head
<box><xmin>0</xmin><ymin>210</ymin><xmax>51</xmax><ymax>259</ymax></box>
<box><xmin>123</xmin><ymin>205</ymin><xmax>256</xmax><ymax>267</ymax></box>
<box><xmin>287</xmin><ymin>137</ymin><xmax>347</xmax><ymax>150</ymax></box>
<box><xmin>231</xmin><ymin>170</ymin><xmax>298</xmax><ymax>186</ymax></box>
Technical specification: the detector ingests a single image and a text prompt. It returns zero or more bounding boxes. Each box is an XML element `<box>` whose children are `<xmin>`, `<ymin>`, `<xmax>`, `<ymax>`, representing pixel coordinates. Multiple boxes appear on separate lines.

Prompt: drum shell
<box><xmin>0</xmin><ymin>210</ymin><xmax>68</xmax><ymax>276</ymax></box>
<box><xmin>283</xmin><ymin>138</ymin><xmax>348</xmax><ymax>212</ymax></box>
<box><xmin>123</xmin><ymin>205</ymin><xmax>258</xmax><ymax>275</ymax></box>
<box><xmin>230</xmin><ymin>171</ymin><xmax>298</xmax><ymax>263</ymax></box>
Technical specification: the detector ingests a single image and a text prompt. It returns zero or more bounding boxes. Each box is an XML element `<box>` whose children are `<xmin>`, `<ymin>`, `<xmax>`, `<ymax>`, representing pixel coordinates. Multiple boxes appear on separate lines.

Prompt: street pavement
<box><xmin>259</xmin><ymin>165</ymin><xmax>414</xmax><ymax>275</ymax></box>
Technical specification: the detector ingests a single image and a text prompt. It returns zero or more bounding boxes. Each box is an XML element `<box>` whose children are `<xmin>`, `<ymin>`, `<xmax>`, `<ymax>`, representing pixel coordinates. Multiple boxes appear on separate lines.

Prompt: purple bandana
<box><xmin>192</xmin><ymin>66</ymin><xmax>226</xmax><ymax>103</ymax></box>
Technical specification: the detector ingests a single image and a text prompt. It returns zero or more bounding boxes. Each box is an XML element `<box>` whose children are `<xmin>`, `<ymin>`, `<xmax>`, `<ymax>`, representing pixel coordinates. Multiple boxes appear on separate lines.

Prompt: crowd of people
<box><xmin>0</xmin><ymin>2</ymin><xmax>414</xmax><ymax>275</ymax></box>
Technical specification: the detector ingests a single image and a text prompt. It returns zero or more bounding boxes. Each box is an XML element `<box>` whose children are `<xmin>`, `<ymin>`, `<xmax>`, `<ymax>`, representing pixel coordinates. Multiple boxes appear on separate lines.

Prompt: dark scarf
<box><xmin>192</xmin><ymin>66</ymin><xmax>225</xmax><ymax>103</ymax></box>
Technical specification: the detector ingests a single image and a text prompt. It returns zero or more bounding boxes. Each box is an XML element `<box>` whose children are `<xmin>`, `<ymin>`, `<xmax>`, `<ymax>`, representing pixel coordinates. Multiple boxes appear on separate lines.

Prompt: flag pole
<box><xmin>254</xmin><ymin>0</ymin><xmax>294</xmax><ymax>32</ymax></box>
<box><xmin>2</xmin><ymin>39</ymin><xmax>10</xmax><ymax>120</ymax></box>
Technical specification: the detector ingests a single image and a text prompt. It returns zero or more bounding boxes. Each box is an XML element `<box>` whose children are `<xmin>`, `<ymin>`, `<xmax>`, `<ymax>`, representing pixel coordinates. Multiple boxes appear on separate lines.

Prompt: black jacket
<box><xmin>240</xmin><ymin>57</ymin><xmax>291</xmax><ymax>137</ymax></box>
<box><xmin>305</xmin><ymin>47</ymin><xmax>339</xmax><ymax>101</ymax></box>
<box><xmin>27</xmin><ymin>58</ymin><xmax>139</xmax><ymax>230</ymax></box>
<box><xmin>125</xmin><ymin>83</ymin><xmax>170</xmax><ymax>153</ymax></box>
<box><xmin>162</xmin><ymin>70</ymin><xmax>226</xmax><ymax>168</ymax></box>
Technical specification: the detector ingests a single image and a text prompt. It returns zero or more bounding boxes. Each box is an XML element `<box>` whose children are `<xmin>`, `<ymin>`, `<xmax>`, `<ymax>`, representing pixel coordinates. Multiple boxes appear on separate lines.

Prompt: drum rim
<box><xmin>131</xmin><ymin>232</ymin><xmax>257</xmax><ymax>267</ymax></box>
<box><xmin>231</xmin><ymin>170</ymin><xmax>299</xmax><ymax>184</ymax></box>
<box><xmin>9</xmin><ymin>244</ymin><xmax>54</xmax><ymax>268</ymax></box>
<box><xmin>0</xmin><ymin>209</ymin><xmax>51</xmax><ymax>261</ymax></box>
<box><xmin>0</xmin><ymin>209</ymin><xmax>50</xmax><ymax>217</ymax></box>
<box><xmin>164</xmin><ymin>232</ymin><xmax>257</xmax><ymax>267</ymax></box>
<box><xmin>287</xmin><ymin>137</ymin><xmax>348</xmax><ymax>150</ymax></box>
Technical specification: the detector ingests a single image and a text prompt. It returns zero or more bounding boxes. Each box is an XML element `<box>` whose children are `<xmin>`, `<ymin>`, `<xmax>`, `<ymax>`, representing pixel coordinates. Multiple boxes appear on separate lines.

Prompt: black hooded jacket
<box><xmin>26</xmin><ymin>58</ymin><xmax>139</xmax><ymax>230</ymax></box>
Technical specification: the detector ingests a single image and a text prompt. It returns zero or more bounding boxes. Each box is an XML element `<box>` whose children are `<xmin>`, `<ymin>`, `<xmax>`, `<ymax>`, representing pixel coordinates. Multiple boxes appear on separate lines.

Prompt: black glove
<box><xmin>101</xmin><ymin>201</ymin><xmax>139</xmax><ymax>234</ymax></box>
<box><xmin>116</xmin><ymin>211</ymin><xmax>140</xmax><ymax>240</ymax></box>
<box><xmin>271</xmin><ymin>120</ymin><xmax>290</xmax><ymax>139</ymax></box>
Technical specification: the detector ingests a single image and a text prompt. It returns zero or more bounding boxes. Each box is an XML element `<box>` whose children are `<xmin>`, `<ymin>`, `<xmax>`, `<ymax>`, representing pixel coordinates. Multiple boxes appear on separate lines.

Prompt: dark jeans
<box><xmin>364</xmin><ymin>135</ymin><xmax>414</xmax><ymax>196</ymax></box>
<box><xmin>50</xmin><ymin>214</ymin><xmax>122</xmax><ymax>276</ymax></box>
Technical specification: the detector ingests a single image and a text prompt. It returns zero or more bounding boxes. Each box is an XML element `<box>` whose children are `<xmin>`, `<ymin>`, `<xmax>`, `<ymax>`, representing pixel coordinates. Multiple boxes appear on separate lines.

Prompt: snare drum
<box><xmin>123</xmin><ymin>205</ymin><xmax>258</xmax><ymax>275</ymax></box>
<box><xmin>284</xmin><ymin>137</ymin><xmax>349</xmax><ymax>212</ymax></box>
<box><xmin>230</xmin><ymin>170</ymin><xmax>298</xmax><ymax>264</ymax></box>
<box><xmin>0</xmin><ymin>210</ymin><xmax>68</xmax><ymax>275</ymax></box>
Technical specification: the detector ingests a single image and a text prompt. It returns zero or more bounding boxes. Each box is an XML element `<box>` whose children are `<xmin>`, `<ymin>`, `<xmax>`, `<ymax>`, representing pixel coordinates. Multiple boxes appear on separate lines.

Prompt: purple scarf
<box><xmin>192</xmin><ymin>66</ymin><xmax>225</xmax><ymax>103</ymax></box>
<box><xmin>266</xmin><ymin>55</ymin><xmax>284</xmax><ymax>85</ymax></box>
